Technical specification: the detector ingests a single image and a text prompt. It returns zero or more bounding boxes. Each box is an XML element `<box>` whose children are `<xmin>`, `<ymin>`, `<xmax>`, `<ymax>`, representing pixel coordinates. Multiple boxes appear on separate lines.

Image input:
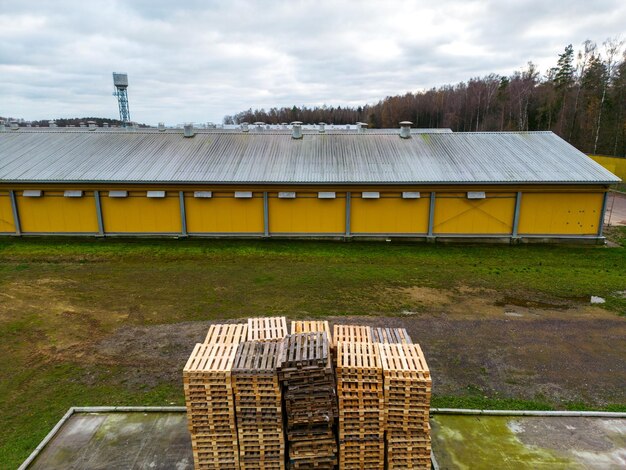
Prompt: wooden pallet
<box><xmin>232</xmin><ymin>341</ymin><xmax>285</xmax><ymax>469</ymax></box>
<box><xmin>183</xmin><ymin>342</ymin><xmax>239</xmax><ymax>470</ymax></box>
<box><xmin>335</xmin><ymin>341</ymin><xmax>384</xmax><ymax>467</ymax></box>
<box><xmin>247</xmin><ymin>317</ymin><xmax>289</xmax><ymax>341</ymax></box>
<box><xmin>378</xmin><ymin>342</ymin><xmax>432</xmax><ymax>469</ymax></box>
<box><xmin>371</xmin><ymin>327</ymin><xmax>413</xmax><ymax>344</ymax></box>
<box><xmin>204</xmin><ymin>322</ymin><xmax>248</xmax><ymax>345</ymax></box>
<box><xmin>290</xmin><ymin>320</ymin><xmax>332</xmax><ymax>343</ymax></box>
<box><xmin>278</xmin><ymin>332</ymin><xmax>338</xmax><ymax>469</ymax></box>
<box><xmin>332</xmin><ymin>324</ymin><xmax>372</xmax><ymax>349</ymax></box>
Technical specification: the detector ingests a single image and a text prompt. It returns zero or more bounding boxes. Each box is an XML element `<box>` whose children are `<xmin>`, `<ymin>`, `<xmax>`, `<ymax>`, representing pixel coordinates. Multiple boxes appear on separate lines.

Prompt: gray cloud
<box><xmin>0</xmin><ymin>0</ymin><xmax>624</xmax><ymax>125</ymax></box>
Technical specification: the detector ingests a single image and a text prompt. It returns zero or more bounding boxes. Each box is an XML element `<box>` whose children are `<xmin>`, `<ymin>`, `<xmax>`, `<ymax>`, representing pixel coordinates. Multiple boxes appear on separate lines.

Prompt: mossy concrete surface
<box><xmin>26</xmin><ymin>411</ymin><xmax>626</xmax><ymax>469</ymax></box>
<box><xmin>432</xmin><ymin>415</ymin><xmax>626</xmax><ymax>469</ymax></box>
<box><xmin>29</xmin><ymin>412</ymin><xmax>192</xmax><ymax>469</ymax></box>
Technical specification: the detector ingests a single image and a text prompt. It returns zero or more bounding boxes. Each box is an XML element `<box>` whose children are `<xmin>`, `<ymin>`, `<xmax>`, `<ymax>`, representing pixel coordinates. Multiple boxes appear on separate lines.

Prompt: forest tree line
<box><xmin>225</xmin><ymin>38</ymin><xmax>626</xmax><ymax>157</ymax></box>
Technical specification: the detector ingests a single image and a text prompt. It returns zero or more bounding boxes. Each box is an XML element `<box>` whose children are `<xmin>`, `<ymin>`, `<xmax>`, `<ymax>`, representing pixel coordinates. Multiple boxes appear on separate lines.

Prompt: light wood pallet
<box><xmin>335</xmin><ymin>341</ymin><xmax>385</xmax><ymax>467</ymax></box>
<box><xmin>378</xmin><ymin>342</ymin><xmax>432</xmax><ymax>469</ymax></box>
<box><xmin>204</xmin><ymin>322</ymin><xmax>248</xmax><ymax>345</ymax></box>
<box><xmin>278</xmin><ymin>332</ymin><xmax>338</xmax><ymax>470</ymax></box>
<box><xmin>247</xmin><ymin>316</ymin><xmax>288</xmax><ymax>342</ymax></box>
<box><xmin>371</xmin><ymin>327</ymin><xmax>413</xmax><ymax>344</ymax></box>
<box><xmin>290</xmin><ymin>320</ymin><xmax>332</xmax><ymax>343</ymax></box>
<box><xmin>332</xmin><ymin>324</ymin><xmax>372</xmax><ymax>350</ymax></box>
<box><xmin>183</xmin><ymin>342</ymin><xmax>239</xmax><ymax>470</ymax></box>
<box><xmin>233</xmin><ymin>340</ymin><xmax>285</xmax><ymax>469</ymax></box>
<box><xmin>338</xmin><ymin>438</ymin><xmax>385</xmax><ymax>470</ymax></box>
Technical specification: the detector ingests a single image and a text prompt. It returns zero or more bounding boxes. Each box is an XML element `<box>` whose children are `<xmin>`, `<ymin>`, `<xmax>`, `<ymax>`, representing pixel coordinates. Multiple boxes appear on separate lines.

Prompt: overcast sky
<box><xmin>1</xmin><ymin>0</ymin><xmax>624</xmax><ymax>125</ymax></box>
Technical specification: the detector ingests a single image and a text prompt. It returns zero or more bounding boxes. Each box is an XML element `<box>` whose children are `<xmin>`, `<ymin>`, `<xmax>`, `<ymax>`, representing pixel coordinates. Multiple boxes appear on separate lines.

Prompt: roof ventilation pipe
<box><xmin>254</xmin><ymin>122</ymin><xmax>264</xmax><ymax>132</ymax></box>
<box><xmin>318</xmin><ymin>122</ymin><xmax>326</xmax><ymax>133</ymax></box>
<box><xmin>0</xmin><ymin>120</ymin><xmax>5</xmax><ymax>131</ymax></box>
<box><xmin>183</xmin><ymin>123</ymin><xmax>195</xmax><ymax>138</ymax></box>
<box><xmin>158</xmin><ymin>122</ymin><xmax>166</xmax><ymax>131</ymax></box>
<box><xmin>356</xmin><ymin>122</ymin><xmax>368</xmax><ymax>134</ymax></box>
<box><xmin>88</xmin><ymin>121</ymin><xmax>97</xmax><ymax>130</ymax></box>
<box><xmin>48</xmin><ymin>120</ymin><xmax>57</xmax><ymax>128</ymax></box>
<box><xmin>399</xmin><ymin>121</ymin><xmax>413</xmax><ymax>139</ymax></box>
<box><xmin>241</xmin><ymin>122</ymin><xmax>249</xmax><ymax>132</ymax></box>
<box><xmin>291</xmin><ymin>121</ymin><xmax>303</xmax><ymax>139</ymax></box>
<box><xmin>102</xmin><ymin>122</ymin><xmax>109</xmax><ymax>128</ymax></box>
<box><xmin>79</xmin><ymin>122</ymin><xmax>86</xmax><ymax>128</ymax></box>
<box><xmin>10</xmin><ymin>121</ymin><xmax>19</xmax><ymax>130</ymax></box>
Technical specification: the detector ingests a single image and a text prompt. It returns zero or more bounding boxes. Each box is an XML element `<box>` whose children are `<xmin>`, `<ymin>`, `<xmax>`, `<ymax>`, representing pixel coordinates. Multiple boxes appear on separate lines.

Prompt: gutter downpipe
<box><xmin>94</xmin><ymin>190</ymin><xmax>104</xmax><ymax>236</ymax></box>
<box><xmin>345</xmin><ymin>192</ymin><xmax>351</xmax><ymax>239</ymax></box>
<box><xmin>179</xmin><ymin>191</ymin><xmax>188</xmax><ymax>237</ymax></box>
<box><xmin>263</xmin><ymin>192</ymin><xmax>269</xmax><ymax>237</ymax></box>
<box><xmin>598</xmin><ymin>190</ymin><xmax>609</xmax><ymax>237</ymax></box>
<box><xmin>511</xmin><ymin>191</ymin><xmax>522</xmax><ymax>242</ymax></box>
<box><xmin>9</xmin><ymin>190</ymin><xmax>21</xmax><ymax>236</ymax></box>
<box><xmin>427</xmin><ymin>192</ymin><xmax>436</xmax><ymax>241</ymax></box>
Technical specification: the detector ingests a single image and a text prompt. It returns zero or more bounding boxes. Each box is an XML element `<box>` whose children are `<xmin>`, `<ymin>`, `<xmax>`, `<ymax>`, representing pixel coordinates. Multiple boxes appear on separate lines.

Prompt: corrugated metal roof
<box><xmin>0</xmin><ymin>129</ymin><xmax>619</xmax><ymax>185</ymax></box>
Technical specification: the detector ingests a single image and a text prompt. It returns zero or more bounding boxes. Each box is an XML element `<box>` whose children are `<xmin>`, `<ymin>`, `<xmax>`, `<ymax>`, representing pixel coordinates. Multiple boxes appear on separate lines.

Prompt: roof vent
<box><xmin>102</xmin><ymin>122</ymin><xmax>109</xmax><ymax>128</ymax></box>
<box><xmin>49</xmin><ymin>120</ymin><xmax>57</xmax><ymax>128</ymax></box>
<box><xmin>291</xmin><ymin>121</ymin><xmax>303</xmax><ymax>140</ymax></box>
<box><xmin>254</xmin><ymin>122</ymin><xmax>264</xmax><ymax>131</ymax></box>
<box><xmin>158</xmin><ymin>122</ymin><xmax>165</xmax><ymax>132</ymax></box>
<box><xmin>399</xmin><ymin>121</ymin><xmax>413</xmax><ymax>139</ymax></box>
<box><xmin>241</xmin><ymin>122</ymin><xmax>249</xmax><ymax>132</ymax></box>
<box><xmin>88</xmin><ymin>121</ymin><xmax>97</xmax><ymax>130</ymax></box>
<box><xmin>183</xmin><ymin>123</ymin><xmax>195</xmax><ymax>138</ymax></box>
<box><xmin>10</xmin><ymin>121</ymin><xmax>19</xmax><ymax>130</ymax></box>
<box><xmin>318</xmin><ymin>122</ymin><xmax>326</xmax><ymax>133</ymax></box>
<box><xmin>0</xmin><ymin>120</ymin><xmax>5</xmax><ymax>131</ymax></box>
<box><xmin>79</xmin><ymin>122</ymin><xmax>86</xmax><ymax>128</ymax></box>
<box><xmin>356</xmin><ymin>122</ymin><xmax>368</xmax><ymax>134</ymax></box>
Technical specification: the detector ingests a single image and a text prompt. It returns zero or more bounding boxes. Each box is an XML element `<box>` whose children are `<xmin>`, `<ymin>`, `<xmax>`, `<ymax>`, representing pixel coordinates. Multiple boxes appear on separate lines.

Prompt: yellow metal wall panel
<box><xmin>269</xmin><ymin>194</ymin><xmax>345</xmax><ymax>233</ymax></box>
<box><xmin>351</xmin><ymin>195</ymin><xmax>429</xmax><ymax>233</ymax></box>
<box><xmin>434</xmin><ymin>194</ymin><xmax>516</xmax><ymax>234</ymax></box>
<box><xmin>0</xmin><ymin>194</ymin><xmax>16</xmax><ymax>232</ymax></box>
<box><xmin>101</xmin><ymin>192</ymin><xmax>181</xmax><ymax>233</ymax></box>
<box><xmin>185</xmin><ymin>194</ymin><xmax>264</xmax><ymax>233</ymax></box>
<box><xmin>589</xmin><ymin>155</ymin><xmax>626</xmax><ymax>180</ymax></box>
<box><xmin>17</xmin><ymin>192</ymin><xmax>98</xmax><ymax>233</ymax></box>
<box><xmin>518</xmin><ymin>192</ymin><xmax>604</xmax><ymax>235</ymax></box>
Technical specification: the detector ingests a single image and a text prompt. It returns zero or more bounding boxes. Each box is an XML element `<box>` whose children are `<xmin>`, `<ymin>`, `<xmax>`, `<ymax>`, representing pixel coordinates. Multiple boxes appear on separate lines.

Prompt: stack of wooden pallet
<box><xmin>248</xmin><ymin>317</ymin><xmax>288</xmax><ymax>342</ymax></box>
<box><xmin>335</xmin><ymin>339</ymin><xmax>385</xmax><ymax>469</ymax></box>
<box><xmin>277</xmin><ymin>332</ymin><xmax>337</xmax><ymax>469</ymax></box>
<box><xmin>204</xmin><ymin>323</ymin><xmax>248</xmax><ymax>345</ymax></box>
<box><xmin>232</xmin><ymin>341</ymin><xmax>285</xmax><ymax>470</ymax></box>
<box><xmin>332</xmin><ymin>324</ymin><xmax>372</xmax><ymax>351</ymax></box>
<box><xmin>183</xmin><ymin>342</ymin><xmax>239</xmax><ymax>470</ymax></box>
<box><xmin>379</xmin><ymin>342</ymin><xmax>432</xmax><ymax>469</ymax></box>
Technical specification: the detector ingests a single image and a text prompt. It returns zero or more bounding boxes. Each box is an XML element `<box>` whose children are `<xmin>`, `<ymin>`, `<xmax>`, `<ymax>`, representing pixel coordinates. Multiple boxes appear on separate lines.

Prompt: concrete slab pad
<box><xmin>431</xmin><ymin>415</ymin><xmax>626</xmax><ymax>469</ymax></box>
<box><xmin>25</xmin><ymin>410</ymin><xmax>626</xmax><ymax>469</ymax></box>
<box><xmin>605</xmin><ymin>192</ymin><xmax>626</xmax><ymax>226</ymax></box>
<box><xmin>28</xmin><ymin>412</ymin><xmax>192</xmax><ymax>470</ymax></box>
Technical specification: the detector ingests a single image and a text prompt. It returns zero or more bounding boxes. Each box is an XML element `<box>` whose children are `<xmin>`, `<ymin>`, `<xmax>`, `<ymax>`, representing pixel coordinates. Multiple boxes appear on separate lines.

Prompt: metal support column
<box><xmin>512</xmin><ymin>191</ymin><xmax>522</xmax><ymax>238</ymax></box>
<box><xmin>427</xmin><ymin>191</ymin><xmax>436</xmax><ymax>239</ymax></box>
<box><xmin>179</xmin><ymin>191</ymin><xmax>188</xmax><ymax>237</ymax></box>
<box><xmin>345</xmin><ymin>192</ymin><xmax>351</xmax><ymax>237</ymax></box>
<box><xmin>9</xmin><ymin>190</ymin><xmax>21</xmax><ymax>236</ymax></box>
<box><xmin>598</xmin><ymin>190</ymin><xmax>609</xmax><ymax>237</ymax></box>
<box><xmin>94</xmin><ymin>190</ymin><xmax>104</xmax><ymax>237</ymax></box>
<box><xmin>263</xmin><ymin>192</ymin><xmax>269</xmax><ymax>237</ymax></box>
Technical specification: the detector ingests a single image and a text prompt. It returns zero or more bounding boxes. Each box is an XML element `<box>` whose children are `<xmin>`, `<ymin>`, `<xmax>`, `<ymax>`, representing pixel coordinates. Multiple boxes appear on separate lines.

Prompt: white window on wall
<box><xmin>194</xmin><ymin>191</ymin><xmax>212</xmax><ymax>198</ymax></box>
<box><xmin>108</xmin><ymin>190</ymin><xmax>128</xmax><ymax>198</ymax></box>
<box><xmin>64</xmin><ymin>190</ymin><xmax>83</xmax><ymax>198</ymax></box>
<box><xmin>362</xmin><ymin>191</ymin><xmax>380</xmax><ymax>199</ymax></box>
<box><xmin>23</xmin><ymin>190</ymin><xmax>43</xmax><ymax>197</ymax></box>
<box><xmin>278</xmin><ymin>192</ymin><xmax>296</xmax><ymax>199</ymax></box>
<box><xmin>467</xmin><ymin>191</ymin><xmax>486</xmax><ymax>199</ymax></box>
<box><xmin>318</xmin><ymin>192</ymin><xmax>336</xmax><ymax>199</ymax></box>
<box><xmin>235</xmin><ymin>191</ymin><xmax>253</xmax><ymax>198</ymax></box>
<box><xmin>402</xmin><ymin>192</ymin><xmax>420</xmax><ymax>199</ymax></box>
<box><xmin>147</xmin><ymin>190</ymin><xmax>166</xmax><ymax>198</ymax></box>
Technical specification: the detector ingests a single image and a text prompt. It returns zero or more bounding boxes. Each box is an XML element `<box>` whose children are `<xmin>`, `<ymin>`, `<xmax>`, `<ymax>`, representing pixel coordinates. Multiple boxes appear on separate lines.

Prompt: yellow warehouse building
<box><xmin>0</xmin><ymin>123</ymin><xmax>620</xmax><ymax>242</ymax></box>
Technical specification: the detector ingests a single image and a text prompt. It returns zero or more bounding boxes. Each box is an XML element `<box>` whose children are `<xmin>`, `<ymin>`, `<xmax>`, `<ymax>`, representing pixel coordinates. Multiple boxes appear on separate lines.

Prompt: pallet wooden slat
<box><xmin>371</xmin><ymin>327</ymin><xmax>413</xmax><ymax>344</ymax></box>
<box><xmin>290</xmin><ymin>320</ymin><xmax>332</xmax><ymax>343</ymax></box>
<box><xmin>204</xmin><ymin>323</ymin><xmax>249</xmax><ymax>345</ymax></box>
<box><xmin>247</xmin><ymin>317</ymin><xmax>289</xmax><ymax>342</ymax></box>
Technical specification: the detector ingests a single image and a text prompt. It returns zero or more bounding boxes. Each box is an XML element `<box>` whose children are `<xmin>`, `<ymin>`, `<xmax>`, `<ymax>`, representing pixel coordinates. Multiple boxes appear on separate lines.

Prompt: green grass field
<box><xmin>1</xmin><ymin>233</ymin><xmax>625</xmax><ymax>467</ymax></box>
